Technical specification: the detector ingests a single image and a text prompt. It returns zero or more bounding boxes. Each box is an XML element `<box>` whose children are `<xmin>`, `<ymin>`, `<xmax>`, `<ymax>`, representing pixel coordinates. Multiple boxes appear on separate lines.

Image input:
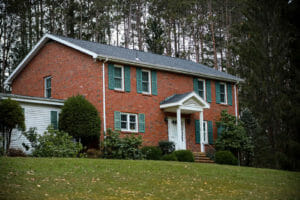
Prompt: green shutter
<box><xmin>206</xmin><ymin>80</ymin><xmax>211</xmax><ymax>103</ymax></box>
<box><xmin>114</xmin><ymin>111</ymin><xmax>121</xmax><ymax>131</ymax></box>
<box><xmin>151</xmin><ymin>70</ymin><xmax>157</xmax><ymax>95</ymax></box>
<box><xmin>108</xmin><ymin>63</ymin><xmax>115</xmax><ymax>90</ymax></box>
<box><xmin>124</xmin><ymin>65</ymin><xmax>131</xmax><ymax>92</ymax></box>
<box><xmin>195</xmin><ymin>120</ymin><xmax>200</xmax><ymax>144</ymax></box>
<box><xmin>217</xmin><ymin>125</ymin><xmax>223</xmax><ymax>138</ymax></box>
<box><xmin>193</xmin><ymin>78</ymin><xmax>198</xmax><ymax>94</ymax></box>
<box><xmin>208</xmin><ymin>121</ymin><xmax>213</xmax><ymax>144</ymax></box>
<box><xmin>136</xmin><ymin>68</ymin><xmax>142</xmax><ymax>93</ymax></box>
<box><xmin>215</xmin><ymin>81</ymin><xmax>221</xmax><ymax>104</ymax></box>
<box><xmin>51</xmin><ymin>111</ymin><xmax>58</xmax><ymax>130</ymax></box>
<box><xmin>227</xmin><ymin>83</ymin><xmax>232</xmax><ymax>105</ymax></box>
<box><xmin>138</xmin><ymin>113</ymin><xmax>145</xmax><ymax>133</ymax></box>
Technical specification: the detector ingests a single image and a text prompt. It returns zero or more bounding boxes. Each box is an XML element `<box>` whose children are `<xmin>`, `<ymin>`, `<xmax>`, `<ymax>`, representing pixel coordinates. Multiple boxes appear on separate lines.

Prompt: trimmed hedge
<box><xmin>158</xmin><ymin>141</ymin><xmax>175</xmax><ymax>155</ymax></box>
<box><xmin>162</xmin><ymin>153</ymin><xmax>178</xmax><ymax>161</ymax></box>
<box><xmin>141</xmin><ymin>146</ymin><xmax>162</xmax><ymax>160</ymax></box>
<box><xmin>215</xmin><ymin>151</ymin><xmax>238</xmax><ymax>165</ymax></box>
<box><xmin>173</xmin><ymin>150</ymin><xmax>194</xmax><ymax>162</ymax></box>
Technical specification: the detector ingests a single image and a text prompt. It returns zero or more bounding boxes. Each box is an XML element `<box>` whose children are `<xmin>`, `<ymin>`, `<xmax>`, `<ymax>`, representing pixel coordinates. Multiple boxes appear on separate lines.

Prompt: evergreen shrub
<box><xmin>141</xmin><ymin>146</ymin><xmax>162</xmax><ymax>160</ymax></box>
<box><xmin>162</xmin><ymin>153</ymin><xmax>177</xmax><ymax>161</ymax></box>
<box><xmin>173</xmin><ymin>150</ymin><xmax>194</xmax><ymax>162</ymax></box>
<box><xmin>158</xmin><ymin>141</ymin><xmax>175</xmax><ymax>155</ymax></box>
<box><xmin>215</xmin><ymin>151</ymin><xmax>238</xmax><ymax>165</ymax></box>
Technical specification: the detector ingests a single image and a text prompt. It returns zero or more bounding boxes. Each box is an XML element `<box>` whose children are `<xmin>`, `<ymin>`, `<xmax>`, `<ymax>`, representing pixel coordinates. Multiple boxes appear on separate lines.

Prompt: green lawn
<box><xmin>0</xmin><ymin>157</ymin><xmax>299</xmax><ymax>200</ymax></box>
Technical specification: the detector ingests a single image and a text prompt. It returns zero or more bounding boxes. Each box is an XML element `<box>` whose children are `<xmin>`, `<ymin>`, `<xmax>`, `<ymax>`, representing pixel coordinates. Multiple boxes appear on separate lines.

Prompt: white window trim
<box><xmin>219</xmin><ymin>82</ymin><xmax>227</xmax><ymax>104</ymax></box>
<box><xmin>120</xmin><ymin>113</ymin><xmax>138</xmax><ymax>133</ymax></box>
<box><xmin>141</xmin><ymin>69</ymin><xmax>151</xmax><ymax>94</ymax></box>
<box><xmin>197</xmin><ymin>78</ymin><xmax>206</xmax><ymax>100</ymax></box>
<box><xmin>44</xmin><ymin>76</ymin><xmax>51</xmax><ymax>98</ymax></box>
<box><xmin>114</xmin><ymin>65</ymin><xmax>124</xmax><ymax>91</ymax></box>
<box><xmin>203</xmin><ymin>121</ymin><xmax>208</xmax><ymax>144</ymax></box>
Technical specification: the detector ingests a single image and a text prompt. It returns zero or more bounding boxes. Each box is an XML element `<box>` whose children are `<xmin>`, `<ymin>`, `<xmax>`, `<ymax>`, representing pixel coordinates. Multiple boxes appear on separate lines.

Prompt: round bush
<box><xmin>162</xmin><ymin>153</ymin><xmax>178</xmax><ymax>161</ymax></box>
<box><xmin>158</xmin><ymin>141</ymin><xmax>175</xmax><ymax>155</ymax></box>
<box><xmin>59</xmin><ymin>95</ymin><xmax>101</xmax><ymax>147</ymax></box>
<box><xmin>141</xmin><ymin>146</ymin><xmax>162</xmax><ymax>160</ymax></box>
<box><xmin>173</xmin><ymin>150</ymin><xmax>194</xmax><ymax>162</ymax></box>
<box><xmin>215</xmin><ymin>151</ymin><xmax>238</xmax><ymax>165</ymax></box>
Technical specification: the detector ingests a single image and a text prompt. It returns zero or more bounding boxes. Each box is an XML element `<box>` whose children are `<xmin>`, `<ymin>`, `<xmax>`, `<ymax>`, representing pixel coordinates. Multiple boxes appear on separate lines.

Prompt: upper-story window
<box><xmin>197</xmin><ymin>79</ymin><xmax>206</xmax><ymax>99</ymax></box>
<box><xmin>219</xmin><ymin>82</ymin><xmax>227</xmax><ymax>104</ymax></box>
<box><xmin>45</xmin><ymin>76</ymin><xmax>51</xmax><ymax>98</ymax></box>
<box><xmin>114</xmin><ymin>65</ymin><xmax>124</xmax><ymax>91</ymax></box>
<box><xmin>120</xmin><ymin>113</ymin><xmax>138</xmax><ymax>132</ymax></box>
<box><xmin>141</xmin><ymin>70</ymin><xmax>151</xmax><ymax>94</ymax></box>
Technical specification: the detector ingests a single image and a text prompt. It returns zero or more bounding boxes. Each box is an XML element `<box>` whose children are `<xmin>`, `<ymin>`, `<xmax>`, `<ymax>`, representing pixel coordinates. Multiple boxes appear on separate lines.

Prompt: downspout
<box><xmin>102</xmin><ymin>57</ymin><xmax>108</xmax><ymax>136</ymax></box>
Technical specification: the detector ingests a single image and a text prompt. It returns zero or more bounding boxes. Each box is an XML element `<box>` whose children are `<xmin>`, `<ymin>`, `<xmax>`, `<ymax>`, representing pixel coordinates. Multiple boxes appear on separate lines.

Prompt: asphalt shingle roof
<box><xmin>160</xmin><ymin>92</ymin><xmax>193</xmax><ymax>105</ymax></box>
<box><xmin>54</xmin><ymin>35</ymin><xmax>241</xmax><ymax>82</ymax></box>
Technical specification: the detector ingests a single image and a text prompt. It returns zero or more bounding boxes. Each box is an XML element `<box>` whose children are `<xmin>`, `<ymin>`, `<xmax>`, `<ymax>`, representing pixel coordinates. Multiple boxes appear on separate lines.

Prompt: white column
<box><xmin>200</xmin><ymin>111</ymin><xmax>204</xmax><ymax>152</ymax></box>
<box><xmin>176</xmin><ymin>107</ymin><xmax>181</xmax><ymax>150</ymax></box>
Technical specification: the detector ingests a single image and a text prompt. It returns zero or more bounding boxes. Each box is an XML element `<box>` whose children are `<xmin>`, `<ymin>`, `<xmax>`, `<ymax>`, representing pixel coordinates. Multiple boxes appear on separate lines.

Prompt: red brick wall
<box><xmin>11</xmin><ymin>42</ymin><xmax>238</xmax><ymax>152</ymax></box>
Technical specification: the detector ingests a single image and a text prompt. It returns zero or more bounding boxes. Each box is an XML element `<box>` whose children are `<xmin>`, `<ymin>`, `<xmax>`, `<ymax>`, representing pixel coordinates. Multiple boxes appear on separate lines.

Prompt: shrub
<box><xmin>215</xmin><ymin>151</ymin><xmax>238</xmax><ymax>165</ymax></box>
<box><xmin>158</xmin><ymin>141</ymin><xmax>175</xmax><ymax>155</ymax></box>
<box><xmin>162</xmin><ymin>153</ymin><xmax>177</xmax><ymax>161</ymax></box>
<box><xmin>102</xmin><ymin>129</ymin><xmax>143</xmax><ymax>159</ymax></box>
<box><xmin>141</xmin><ymin>146</ymin><xmax>162</xmax><ymax>160</ymax></box>
<box><xmin>86</xmin><ymin>148</ymin><xmax>102</xmax><ymax>158</ymax></box>
<box><xmin>173</xmin><ymin>150</ymin><xmax>194</xmax><ymax>162</ymax></box>
<box><xmin>0</xmin><ymin>98</ymin><xmax>25</xmax><ymax>155</ymax></box>
<box><xmin>23</xmin><ymin>126</ymin><xmax>82</xmax><ymax>157</ymax></box>
<box><xmin>7</xmin><ymin>148</ymin><xmax>26</xmax><ymax>157</ymax></box>
<box><xmin>59</xmin><ymin>95</ymin><xmax>101</xmax><ymax>148</ymax></box>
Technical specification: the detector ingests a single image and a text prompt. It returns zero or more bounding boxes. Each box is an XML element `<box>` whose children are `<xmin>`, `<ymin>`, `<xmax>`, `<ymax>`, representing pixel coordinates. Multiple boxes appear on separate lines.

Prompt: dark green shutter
<box><xmin>227</xmin><ymin>83</ymin><xmax>232</xmax><ymax>105</ymax></box>
<box><xmin>151</xmin><ymin>71</ymin><xmax>157</xmax><ymax>95</ymax></box>
<box><xmin>124</xmin><ymin>65</ymin><xmax>131</xmax><ymax>92</ymax></box>
<box><xmin>51</xmin><ymin>111</ymin><xmax>58</xmax><ymax>130</ymax></box>
<box><xmin>215</xmin><ymin>81</ymin><xmax>220</xmax><ymax>104</ymax></box>
<box><xmin>208</xmin><ymin>121</ymin><xmax>213</xmax><ymax>144</ymax></box>
<box><xmin>136</xmin><ymin>68</ymin><xmax>142</xmax><ymax>93</ymax></box>
<box><xmin>138</xmin><ymin>113</ymin><xmax>145</xmax><ymax>133</ymax></box>
<box><xmin>114</xmin><ymin>111</ymin><xmax>121</xmax><ymax>131</ymax></box>
<box><xmin>217</xmin><ymin>125</ymin><xmax>223</xmax><ymax>138</ymax></box>
<box><xmin>206</xmin><ymin>80</ymin><xmax>211</xmax><ymax>103</ymax></box>
<box><xmin>193</xmin><ymin>78</ymin><xmax>198</xmax><ymax>94</ymax></box>
<box><xmin>195</xmin><ymin>120</ymin><xmax>200</xmax><ymax>144</ymax></box>
<box><xmin>108</xmin><ymin>63</ymin><xmax>115</xmax><ymax>90</ymax></box>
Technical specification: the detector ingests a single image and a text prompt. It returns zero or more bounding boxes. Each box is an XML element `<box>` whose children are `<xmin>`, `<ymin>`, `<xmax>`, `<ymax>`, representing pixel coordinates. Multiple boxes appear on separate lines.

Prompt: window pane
<box><xmin>121</xmin><ymin>122</ymin><xmax>127</xmax><ymax>129</ymax></box>
<box><xmin>142</xmin><ymin>82</ymin><xmax>149</xmax><ymax>92</ymax></box>
<box><xmin>220</xmin><ymin>84</ymin><xmax>225</xmax><ymax>93</ymax></box>
<box><xmin>198</xmin><ymin>91</ymin><xmax>203</xmax><ymax>98</ymax></box>
<box><xmin>114</xmin><ymin>67</ymin><xmax>121</xmax><ymax>78</ymax></box>
<box><xmin>142</xmin><ymin>71</ymin><xmax>149</xmax><ymax>81</ymax></box>
<box><xmin>46</xmin><ymin>89</ymin><xmax>51</xmax><ymax>98</ymax></box>
<box><xmin>46</xmin><ymin>78</ymin><xmax>51</xmax><ymax>88</ymax></box>
<box><xmin>115</xmin><ymin>78</ymin><xmax>121</xmax><ymax>89</ymax></box>
<box><xmin>130</xmin><ymin>123</ymin><xmax>136</xmax><ymax>130</ymax></box>
<box><xmin>220</xmin><ymin>94</ymin><xmax>225</xmax><ymax>103</ymax></box>
<box><xmin>198</xmin><ymin>81</ymin><xmax>203</xmax><ymax>90</ymax></box>
<box><xmin>121</xmin><ymin>114</ymin><xmax>127</xmax><ymax>121</ymax></box>
<box><xmin>130</xmin><ymin>115</ymin><xmax>136</xmax><ymax>122</ymax></box>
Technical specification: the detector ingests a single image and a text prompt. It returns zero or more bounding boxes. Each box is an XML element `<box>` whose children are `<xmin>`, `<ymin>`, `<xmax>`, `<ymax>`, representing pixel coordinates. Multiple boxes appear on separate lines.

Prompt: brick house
<box><xmin>4</xmin><ymin>34</ymin><xmax>242</xmax><ymax>153</ymax></box>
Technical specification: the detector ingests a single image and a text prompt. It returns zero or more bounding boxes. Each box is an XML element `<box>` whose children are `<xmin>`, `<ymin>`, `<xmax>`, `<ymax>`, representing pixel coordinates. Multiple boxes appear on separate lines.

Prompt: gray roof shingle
<box><xmin>160</xmin><ymin>92</ymin><xmax>193</xmax><ymax>105</ymax></box>
<box><xmin>54</xmin><ymin>35</ymin><xmax>242</xmax><ymax>82</ymax></box>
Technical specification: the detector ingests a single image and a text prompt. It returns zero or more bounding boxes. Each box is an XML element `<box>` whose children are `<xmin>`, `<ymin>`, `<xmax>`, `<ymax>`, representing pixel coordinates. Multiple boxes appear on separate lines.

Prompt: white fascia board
<box><xmin>179</xmin><ymin>106</ymin><xmax>203</xmax><ymax>112</ymax></box>
<box><xmin>97</xmin><ymin>55</ymin><xmax>243</xmax><ymax>83</ymax></box>
<box><xmin>1</xmin><ymin>96</ymin><xmax>64</xmax><ymax>106</ymax></box>
<box><xmin>160</xmin><ymin>103</ymin><xmax>181</xmax><ymax>109</ymax></box>
<box><xmin>4</xmin><ymin>34</ymin><xmax>98</xmax><ymax>86</ymax></box>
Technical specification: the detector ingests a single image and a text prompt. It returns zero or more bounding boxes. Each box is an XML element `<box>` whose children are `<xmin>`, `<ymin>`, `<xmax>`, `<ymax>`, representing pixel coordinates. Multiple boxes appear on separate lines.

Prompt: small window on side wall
<box><xmin>45</xmin><ymin>77</ymin><xmax>52</xmax><ymax>98</ymax></box>
<box><xmin>141</xmin><ymin>70</ymin><xmax>151</xmax><ymax>94</ymax></box>
<box><xmin>197</xmin><ymin>79</ymin><xmax>206</xmax><ymax>100</ymax></box>
<box><xmin>219</xmin><ymin>82</ymin><xmax>227</xmax><ymax>104</ymax></box>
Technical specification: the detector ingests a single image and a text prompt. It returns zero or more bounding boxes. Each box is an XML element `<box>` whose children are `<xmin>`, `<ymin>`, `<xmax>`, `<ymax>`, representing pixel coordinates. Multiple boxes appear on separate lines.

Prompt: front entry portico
<box><xmin>160</xmin><ymin>92</ymin><xmax>210</xmax><ymax>152</ymax></box>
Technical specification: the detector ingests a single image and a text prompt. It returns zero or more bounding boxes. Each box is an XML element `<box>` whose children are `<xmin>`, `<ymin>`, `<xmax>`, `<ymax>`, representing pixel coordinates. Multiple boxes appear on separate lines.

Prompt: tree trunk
<box><xmin>208</xmin><ymin>0</ymin><xmax>218</xmax><ymax>70</ymax></box>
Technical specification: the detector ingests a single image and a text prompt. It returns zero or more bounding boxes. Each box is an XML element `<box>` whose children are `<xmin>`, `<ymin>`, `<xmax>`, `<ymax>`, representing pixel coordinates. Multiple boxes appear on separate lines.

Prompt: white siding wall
<box><xmin>10</xmin><ymin>102</ymin><xmax>61</xmax><ymax>154</ymax></box>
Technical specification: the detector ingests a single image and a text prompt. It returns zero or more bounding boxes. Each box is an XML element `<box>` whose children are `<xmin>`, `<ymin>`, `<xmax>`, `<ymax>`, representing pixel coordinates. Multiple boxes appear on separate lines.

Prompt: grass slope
<box><xmin>0</xmin><ymin>157</ymin><xmax>299</xmax><ymax>200</ymax></box>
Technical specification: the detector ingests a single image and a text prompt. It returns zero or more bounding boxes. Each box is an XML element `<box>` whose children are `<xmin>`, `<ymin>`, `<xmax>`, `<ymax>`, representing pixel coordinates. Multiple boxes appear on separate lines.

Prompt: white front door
<box><xmin>168</xmin><ymin>118</ymin><xmax>186</xmax><ymax>150</ymax></box>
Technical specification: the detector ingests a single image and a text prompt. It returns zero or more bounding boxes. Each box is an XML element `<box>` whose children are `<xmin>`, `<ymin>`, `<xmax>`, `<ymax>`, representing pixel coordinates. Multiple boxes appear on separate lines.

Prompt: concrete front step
<box><xmin>193</xmin><ymin>152</ymin><xmax>215</xmax><ymax>163</ymax></box>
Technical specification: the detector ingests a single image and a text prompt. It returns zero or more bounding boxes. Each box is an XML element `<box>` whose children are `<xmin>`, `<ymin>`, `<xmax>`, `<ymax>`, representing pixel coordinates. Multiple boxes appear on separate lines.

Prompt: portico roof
<box><xmin>160</xmin><ymin>91</ymin><xmax>210</xmax><ymax>113</ymax></box>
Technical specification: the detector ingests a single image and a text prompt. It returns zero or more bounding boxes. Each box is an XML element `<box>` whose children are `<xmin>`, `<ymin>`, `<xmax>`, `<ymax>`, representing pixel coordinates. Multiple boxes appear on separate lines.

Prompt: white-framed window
<box><xmin>203</xmin><ymin>121</ymin><xmax>208</xmax><ymax>144</ymax></box>
<box><xmin>219</xmin><ymin>82</ymin><xmax>227</xmax><ymax>104</ymax></box>
<box><xmin>44</xmin><ymin>76</ymin><xmax>52</xmax><ymax>98</ymax></box>
<box><xmin>141</xmin><ymin>69</ymin><xmax>151</xmax><ymax>94</ymax></box>
<box><xmin>197</xmin><ymin>79</ymin><xmax>206</xmax><ymax>100</ymax></box>
<box><xmin>120</xmin><ymin>113</ymin><xmax>138</xmax><ymax>132</ymax></box>
<box><xmin>114</xmin><ymin>65</ymin><xmax>124</xmax><ymax>91</ymax></box>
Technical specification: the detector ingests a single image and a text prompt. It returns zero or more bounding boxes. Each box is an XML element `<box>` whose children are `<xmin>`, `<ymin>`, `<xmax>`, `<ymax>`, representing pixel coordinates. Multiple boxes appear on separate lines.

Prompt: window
<box><xmin>141</xmin><ymin>70</ymin><xmax>151</xmax><ymax>94</ymax></box>
<box><xmin>45</xmin><ymin>77</ymin><xmax>51</xmax><ymax>98</ymax></box>
<box><xmin>197</xmin><ymin>79</ymin><xmax>206</xmax><ymax>99</ymax></box>
<box><xmin>203</xmin><ymin>121</ymin><xmax>208</xmax><ymax>144</ymax></box>
<box><xmin>120</xmin><ymin>113</ymin><xmax>138</xmax><ymax>132</ymax></box>
<box><xmin>219</xmin><ymin>82</ymin><xmax>227</xmax><ymax>104</ymax></box>
<box><xmin>114</xmin><ymin>65</ymin><xmax>124</xmax><ymax>90</ymax></box>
